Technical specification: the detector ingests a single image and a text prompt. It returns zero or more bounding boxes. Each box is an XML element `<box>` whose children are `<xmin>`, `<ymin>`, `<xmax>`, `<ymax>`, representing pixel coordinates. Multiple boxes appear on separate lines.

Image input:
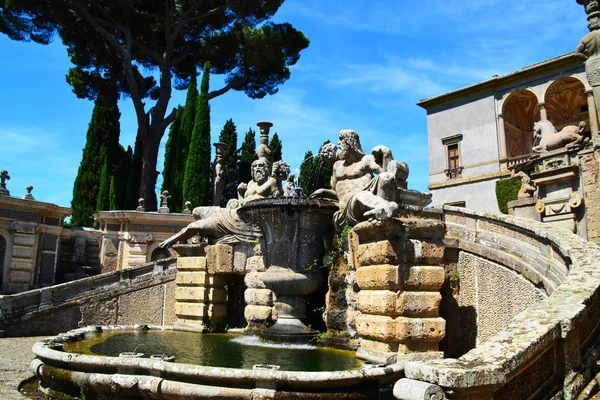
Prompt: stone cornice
<box><xmin>417</xmin><ymin>52</ymin><xmax>586</xmax><ymax>109</ymax></box>
<box><xmin>94</xmin><ymin>210</ymin><xmax>194</xmax><ymax>226</ymax></box>
<box><xmin>0</xmin><ymin>196</ymin><xmax>71</xmax><ymax>218</ymax></box>
<box><xmin>428</xmin><ymin>171</ymin><xmax>510</xmax><ymax>190</ymax></box>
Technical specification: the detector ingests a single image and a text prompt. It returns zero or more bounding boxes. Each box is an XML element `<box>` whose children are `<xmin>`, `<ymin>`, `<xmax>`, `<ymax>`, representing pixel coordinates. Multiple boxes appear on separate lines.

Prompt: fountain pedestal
<box><xmin>238</xmin><ymin>198</ymin><xmax>337</xmax><ymax>342</ymax></box>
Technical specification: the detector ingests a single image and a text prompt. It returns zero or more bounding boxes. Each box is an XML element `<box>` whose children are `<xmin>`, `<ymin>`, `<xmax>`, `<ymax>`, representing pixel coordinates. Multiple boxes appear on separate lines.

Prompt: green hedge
<box><xmin>495</xmin><ymin>178</ymin><xmax>521</xmax><ymax>214</ymax></box>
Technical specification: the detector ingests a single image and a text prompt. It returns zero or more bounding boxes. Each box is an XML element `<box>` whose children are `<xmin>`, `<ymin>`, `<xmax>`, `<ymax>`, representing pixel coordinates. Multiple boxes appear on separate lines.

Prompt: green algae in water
<box><xmin>64</xmin><ymin>330</ymin><xmax>362</xmax><ymax>372</ymax></box>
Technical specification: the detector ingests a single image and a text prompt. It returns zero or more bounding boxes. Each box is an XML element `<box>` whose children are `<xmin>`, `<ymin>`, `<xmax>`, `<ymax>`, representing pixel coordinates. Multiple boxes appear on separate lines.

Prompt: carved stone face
<box><xmin>252</xmin><ymin>160</ymin><xmax>269</xmax><ymax>184</ymax></box>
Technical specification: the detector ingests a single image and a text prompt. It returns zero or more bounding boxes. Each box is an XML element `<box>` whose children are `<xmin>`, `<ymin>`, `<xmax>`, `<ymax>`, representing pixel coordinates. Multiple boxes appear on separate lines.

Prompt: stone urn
<box><xmin>238</xmin><ymin>198</ymin><xmax>338</xmax><ymax>342</ymax></box>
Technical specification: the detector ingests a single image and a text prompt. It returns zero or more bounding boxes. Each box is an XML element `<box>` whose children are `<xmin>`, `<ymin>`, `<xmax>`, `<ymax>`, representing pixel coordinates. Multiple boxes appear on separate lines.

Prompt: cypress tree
<box><xmin>125</xmin><ymin>130</ymin><xmax>143</xmax><ymax>209</ymax></box>
<box><xmin>110</xmin><ymin>144</ymin><xmax>132</xmax><ymax>210</ymax></box>
<box><xmin>96</xmin><ymin>160</ymin><xmax>111</xmax><ymax>211</ymax></box>
<box><xmin>165</xmin><ymin>75</ymin><xmax>197</xmax><ymax>211</ymax></box>
<box><xmin>298</xmin><ymin>150</ymin><xmax>315</xmax><ymax>198</ymax></box>
<box><xmin>161</xmin><ymin>105</ymin><xmax>183</xmax><ymax>202</ymax></box>
<box><xmin>218</xmin><ymin>119</ymin><xmax>239</xmax><ymax>206</ymax></box>
<box><xmin>183</xmin><ymin>62</ymin><xmax>212</xmax><ymax>208</ymax></box>
<box><xmin>238</xmin><ymin>128</ymin><xmax>258</xmax><ymax>185</ymax></box>
<box><xmin>71</xmin><ymin>86</ymin><xmax>121</xmax><ymax>226</ymax></box>
<box><xmin>269</xmin><ymin>132</ymin><xmax>283</xmax><ymax>164</ymax></box>
<box><xmin>298</xmin><ymin>141</ymin><xmax>334</xmax><ymax>197</ymax></box>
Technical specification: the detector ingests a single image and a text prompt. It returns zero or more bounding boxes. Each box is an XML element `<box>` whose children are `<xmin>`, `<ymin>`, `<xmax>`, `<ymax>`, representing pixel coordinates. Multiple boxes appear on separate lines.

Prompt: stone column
<box><xmin>539</xmin><ymin>102</ymin><xmax>548</xmax><ymax>121</ymax></box>
<box><xmin>173</xmin><ymin>244</ymin><xmax>228</xmax><ymax>331</ymax></box>
<box><xmin>586</xmin><ymin>90</ymin><xmax>600</xmax><ymax>139</ymax></box>
<box><xmin>7</xmin><ymin>221</ymin><xmax>40</xmax><ymax>293</ymax></box>
<box><xmin>497</xmin><ymin>113</ymin><xmax>507</xmax><ymax>161</ymax></box>
<box><xmin>350</xmin><ymin>218</ymin><xmax>446</xmax><ymax>364</ymax></box>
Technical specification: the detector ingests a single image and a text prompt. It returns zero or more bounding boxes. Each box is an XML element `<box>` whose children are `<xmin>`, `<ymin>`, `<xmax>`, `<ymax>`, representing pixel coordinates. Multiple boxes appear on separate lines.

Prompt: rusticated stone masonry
<box><xmin>172</xmin><ymin>244</ymin><xmax>228</xmax><ymax>331</ymax></box>
<box><xmin>173</xmin><ymin>241</ymin><xmax>269</xmax><ymax>331</ymax></box>
<box><xmin>349</xmin><ymin>216</ymin><xmax>446</xmax><ymax>364</ymax></box>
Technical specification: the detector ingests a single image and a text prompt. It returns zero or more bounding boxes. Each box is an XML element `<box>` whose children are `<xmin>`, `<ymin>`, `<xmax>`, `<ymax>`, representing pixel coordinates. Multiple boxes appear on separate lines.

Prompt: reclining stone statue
<box><xmin>310</xmin><ymin>129</ymin><xmax>408</xmax><ymax>231</ymax></box>
<box><xmin>532</xmin><ymin>120</ymin><xmax>586</xmax><ymax>153</ymax></box>
<box><xmin>160</xmin><ymin>159</ymin><xmax>290</xmax><ymax>247</ymax></box>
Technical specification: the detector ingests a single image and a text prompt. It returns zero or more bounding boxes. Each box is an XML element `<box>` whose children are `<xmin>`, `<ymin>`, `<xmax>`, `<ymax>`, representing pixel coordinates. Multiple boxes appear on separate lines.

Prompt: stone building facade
<box><xmin>0</xmin><ymin>195</ymin><xmax>71</xmax><ymax>294</ymax></box>
<box><xmin>420</xmin><ymin>52</ymin><xmax>594</xmax><ymax>213</ymax></box>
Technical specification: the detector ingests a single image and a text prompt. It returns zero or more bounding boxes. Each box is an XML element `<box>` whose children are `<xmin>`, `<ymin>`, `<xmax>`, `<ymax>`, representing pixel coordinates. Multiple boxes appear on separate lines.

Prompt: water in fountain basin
<box><xmin>63</xmin><ymin>330</ymin><xmax>361</xmax><ymax>372</ymax></box>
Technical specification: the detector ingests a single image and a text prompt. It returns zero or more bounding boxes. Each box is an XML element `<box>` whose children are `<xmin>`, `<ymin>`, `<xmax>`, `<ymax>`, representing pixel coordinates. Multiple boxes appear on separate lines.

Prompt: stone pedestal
<box><xmin>508</xmin><ymin>197</ymin><xmax>540</xmax><ymax>222</ymax></box>
<box><xmin>173</xmin><ymin>244</ymin><xmax>228</xmax><ymax>331</ymax></box>
<box><xmin>349</xmin><ymin>216</ymin><xmax>446</xmax><ymax>364</ymax></box>
<box><xmin>531</xmin><ymin>148</ymin><xmax>584</xmax><ymax>233</ymax></box>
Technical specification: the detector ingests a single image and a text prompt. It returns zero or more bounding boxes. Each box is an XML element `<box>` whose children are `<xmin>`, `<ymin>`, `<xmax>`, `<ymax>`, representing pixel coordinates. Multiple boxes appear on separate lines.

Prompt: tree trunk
<box><xmin>139</xmin><ymin>128</ymin><xmax>162</xmax><ymax>211</ymax></box>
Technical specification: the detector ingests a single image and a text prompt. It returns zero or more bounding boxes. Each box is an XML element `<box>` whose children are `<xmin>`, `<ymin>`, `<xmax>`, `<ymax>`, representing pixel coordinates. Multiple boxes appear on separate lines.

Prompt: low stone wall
<box><xmin>0</xmin><ymin>257</ymin><xmax>177</xmax><ymax>337</ymax></box>
<box><xmin>403</xmin><ymin>206</ymin><xmax>600</xmax><ymax>399</ymax></box>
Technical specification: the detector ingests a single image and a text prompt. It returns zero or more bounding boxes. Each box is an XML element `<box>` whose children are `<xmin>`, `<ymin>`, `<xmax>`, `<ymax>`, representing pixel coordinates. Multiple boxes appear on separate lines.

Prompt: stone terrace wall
<box><xmin>0</xmin><ymin>257</ymin><xmax>177</xmax><ymax>337</ymax></box>
<box><xmin>403</xmin><ymin>206</ymin><xmax>600</xmax><ymax>399</ymax></box>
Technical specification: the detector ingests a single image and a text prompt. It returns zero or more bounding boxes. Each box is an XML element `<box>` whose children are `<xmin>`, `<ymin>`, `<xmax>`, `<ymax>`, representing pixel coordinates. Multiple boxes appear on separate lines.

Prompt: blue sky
<box><xmin>0</xmin><ymin>0</ymin><xmax>589</xmax><ymax>209</ymax></box>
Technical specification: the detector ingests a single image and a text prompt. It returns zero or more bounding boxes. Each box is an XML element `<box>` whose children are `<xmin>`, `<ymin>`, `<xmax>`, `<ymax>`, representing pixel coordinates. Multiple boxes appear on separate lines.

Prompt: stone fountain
<box><xmin>238</xmin><ymin>198</ymin><xmax>338</xmax><ymax>341</ymax></box>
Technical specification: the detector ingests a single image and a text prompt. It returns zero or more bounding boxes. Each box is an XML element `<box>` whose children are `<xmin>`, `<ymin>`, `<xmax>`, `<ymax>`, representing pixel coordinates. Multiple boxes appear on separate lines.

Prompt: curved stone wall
<box><xmin>404</xmin><ymin>206</ymin><xmax>600</xmax><ymax>399</ymax></box>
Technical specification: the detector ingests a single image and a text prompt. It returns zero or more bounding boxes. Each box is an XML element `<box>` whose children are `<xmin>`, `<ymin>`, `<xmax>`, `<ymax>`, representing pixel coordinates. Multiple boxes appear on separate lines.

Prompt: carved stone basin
<box><xmin>238</xmin><ymin>198</ymin><xmax>338</xmax><ymax>342</ymax></box>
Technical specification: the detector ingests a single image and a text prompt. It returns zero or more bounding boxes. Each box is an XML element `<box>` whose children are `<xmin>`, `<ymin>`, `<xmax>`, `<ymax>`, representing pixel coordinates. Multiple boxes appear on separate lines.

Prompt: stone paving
<box><xmin>0</xmin><ymin>336</ymin><xmax>46</xmax><ymax>399</ymax></box>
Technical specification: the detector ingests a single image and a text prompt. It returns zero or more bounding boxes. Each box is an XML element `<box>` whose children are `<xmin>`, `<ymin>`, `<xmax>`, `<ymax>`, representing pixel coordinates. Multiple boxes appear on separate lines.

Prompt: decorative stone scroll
<box><xmin>123</xmin><ymin>232</ymin><xmax>153</xmax><ymax>243</ymax></box>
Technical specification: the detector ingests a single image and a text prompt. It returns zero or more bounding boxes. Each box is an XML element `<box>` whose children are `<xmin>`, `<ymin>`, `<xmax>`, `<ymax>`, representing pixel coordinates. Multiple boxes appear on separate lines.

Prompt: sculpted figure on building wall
<box><xmin>532</xmin><ymin>120</ymin><xmax>586</xmax><ymax>152</ymax></box>
<box><xmin>511</xmin><ymin>170</ymin><xmax>536</xmax><ymax>199</ymax></box>
<box><xmin>71</xmin><ymin>236</ymin><xmax>87</xmax><ymax>264</ymax></box>
<box><xmin>161</xmin><ymin>159</ymin><xmax>289</xmax><ymax>247</ymax></box>
<box><xmin>310</xmin><ymin>130</ymin><xmax>408</xmax><ymax>230</ymax></box>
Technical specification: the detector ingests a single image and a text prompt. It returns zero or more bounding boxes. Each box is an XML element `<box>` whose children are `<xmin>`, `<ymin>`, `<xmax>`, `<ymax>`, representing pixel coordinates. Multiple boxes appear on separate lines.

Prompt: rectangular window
<box><xmin>442</xmin><ymin>134</ymin><xmax>463</xmax><ymax>179</ymax></box>
<box><xmin>447</xmin><ymin>144</ymin><xmax>460</xmax><ymax>178</ymax></box>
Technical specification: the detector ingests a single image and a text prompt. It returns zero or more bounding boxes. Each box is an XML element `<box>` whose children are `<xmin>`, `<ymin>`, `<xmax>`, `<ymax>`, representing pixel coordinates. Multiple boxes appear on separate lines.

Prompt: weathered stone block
<box><xmin>361</xmin><ymin>338</ymin><xmax>399</xmax><ymax>352</ymax></box>
<box><xmin>176</xmin><ymin>302</ymin><xmax>209</xmax><ymax>318</ymax></box>
<box><xmin>401</xmin><ymin>266</ymin><xmax>445</xmax><ymax>290</ymax></box>
<box><xmin>175</xmin><ymin>271</ymin><xmax>227</xmax><ymax>287</ymax></box>
<box><xmin>356</xmin><ymin>264</ymin><xmax>400</xmax><ymax>290</ymax></box>
<box><xmin>233</xmin><ymin>244</ymin><xmax>253</xmax><ymax>274</ymax></box>
<box><xmin>244</xmin><ymin>289</ymin><xmax>273</xmax><ymax>306</ymax></box>
<box><xmin>80</xmin><ymin>297</ymin><xmax>118</xmax><ymax>326</ymax></box>
<box><xmin>13</xmin><ymin>245</ymin><xmax>33</xmax><ymax>258</ymax></box>
<box><xmin>245</xmin><ymin>256</ymin><xmax>266</xmax><ymax>272</ymax></box>
<box><xmin>175</xmin><ymin>287</ymin><xmax>227</xmax><ymax>303</ymax></box>
<box><xmin>101</xmin><ymin>238</ymin><xmax>119</xmax><ymax>273</ymax></box>
<box><xmin>176</xmin><ymin>256</ymin><xmax>207</xmax><ymax>271</ymax></box>
<box><xmin>356</xmin><ymin>314</ymin><xmax>396</xmax><ymax>341</ymax></box>
<box><xmin>356</xmin><ymin>290</ymin><xmax>396</xmax><ymax>315</ymax></box>
<box><xmin>397</xmin><ymin>342</ymin><xmax>440</xmax><ymax>354</ymax></box>
<box><xmin>164</xmin><ymin>282</ymin><xmax>177</xmax><ymax>325</ymax></box>
<box><xmin>13</xmin><ymin>233</ymin><xmax>35</xmax><ymax>246</ymax></box>
<box><xmin>354</xmin><ymin>241</ymin><xmax>397</xmax><ymax>268</ymax></box>
<box><xmin>245</xmin><ymin>271</ymin><xmax>267</xmax><ymax>289</ymax></box>
<box><xmin>118</xmin><ymin>285</ymin><xmax>164</xmax><ymax>325</ymax></box>
<box><xmin>396</xmin><ymin>317</ymin><xmax>445</xmax><ymax>343</ymax></box>
<box><xmin>10</xmin><ymin>257</ymin><xmax>34</xmax><ymax>271</ymax></box>
<box><xmin>396</xmin><ymin>292</ymin><xmax>441</xmax><ymax>317</ymax></box>
<box><xmin>9</xmin><ymin>270</ymin><xmax>31</xmax><ymax>283</ymax></box>
<box><xmin>206</xmin><ymin>244</ymin><xmax>234</xmax><ymax>274</ymax></box>
<box><xmin>244</xmin><ymin>305</ymin><xmax>272</xmax><ymax>322</ymax></box>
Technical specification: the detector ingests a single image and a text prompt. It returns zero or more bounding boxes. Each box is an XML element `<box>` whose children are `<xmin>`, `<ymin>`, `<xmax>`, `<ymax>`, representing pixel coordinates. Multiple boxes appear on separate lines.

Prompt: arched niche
<box><xmin>147</xmin><ymin>242</ymin><xmax>174</xmax><ymax>262</ymax></box>
<box><xmin>503</xmin><ymin>90</ymin><xmax>540</xmax><ymax>157</ymax></box>
<box><xmin>544</xmin><ymin>77</ymin><xmax>588</xmax><ymax>131</ymax></box>
<box><xmin>0</xmin><ymin>228</ymin><xmax>12</xmax><ymax>294</ymax></box>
